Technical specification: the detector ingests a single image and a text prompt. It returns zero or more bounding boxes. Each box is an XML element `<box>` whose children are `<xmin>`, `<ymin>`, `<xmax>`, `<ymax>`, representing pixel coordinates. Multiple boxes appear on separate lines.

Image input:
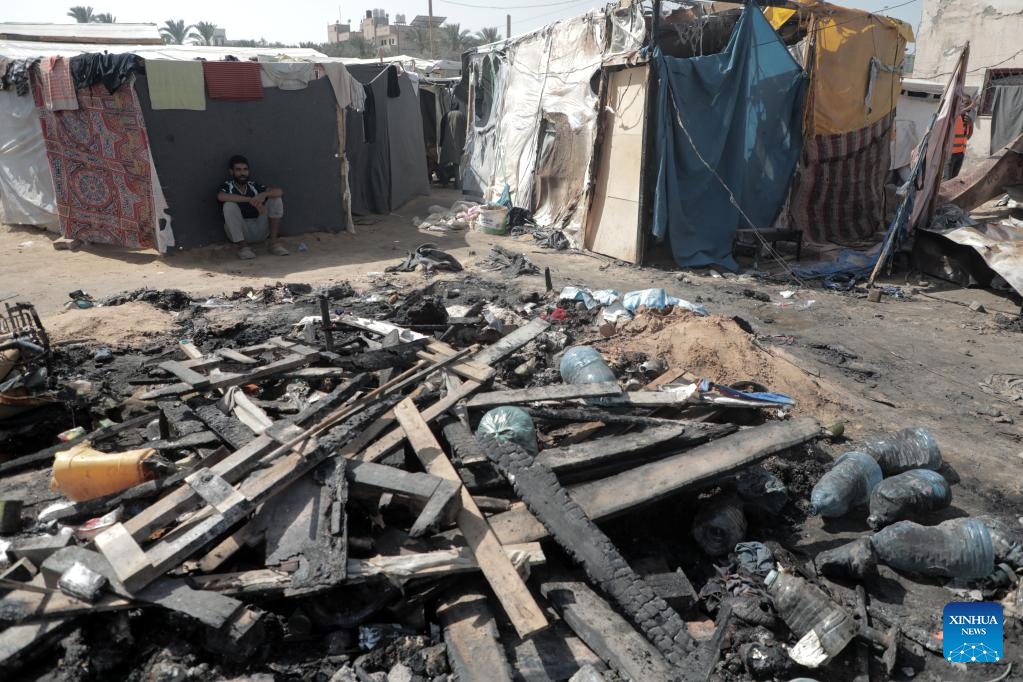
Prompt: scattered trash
<box><xmin>862</xmin><ymin>426</ymin><xmax>942</xmax><ymax>475</ymax></box>
<box><xmin>476</xmin><ymin>406</ymin><xmax>540</xmax><ymax>456</ymax></box>
<box><xmin>872</xmin><ymin>517</ymin><xmax>995</xmax><ymax>579</ymax></box>
<box><xmin>559</xmin><ymin>346</ymin><xmax>617</xmax><ymax>386</ymax></box>
<box><xmin>766</xmin><ymin>568</ymin><xmax>857</xmax><ymax>667</ymax></box>
<box><xmin>867</xmin><ymin>469</ymin><xmax>952</xmax><ymax>530</ymax></box>
<box><xmin>386</xmin><ymin>243</ymin><xmax>464</xmax><ymax>274</ymax></box>
<box><xmin>692</xmin><ymin>494</ymin><xmax>747</xmax><ymax>557</ymax></box>
<box><xmin>735</xmin><ymin>541</ymin><xmax>775</xmax><ymax>576</ymax></box>
<box><xmin>810</xmin><ymin>451</ymin><xmax>883</xmax><ymax>517</ymax></box>
<box><xmin>477</xmin><ymin>245</ymin><xmax>540</xmax><ymax>278</ymax></box>
<box><xmin>50</xmin><ymin>443</ymin><xmax>163</xmax><ymax>502</ymax></box>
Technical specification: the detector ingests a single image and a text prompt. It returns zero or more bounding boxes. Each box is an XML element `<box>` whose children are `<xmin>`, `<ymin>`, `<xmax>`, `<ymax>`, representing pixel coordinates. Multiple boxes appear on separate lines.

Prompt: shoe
<box><xmin>238</xmin><ymin>246</ymin><xmax>256</xmax><ymax>260</ymax></box>
<box><xmin>270</xmin><ymin>242</ymin><xmax>290</xmax><ymax>256</ymax></box>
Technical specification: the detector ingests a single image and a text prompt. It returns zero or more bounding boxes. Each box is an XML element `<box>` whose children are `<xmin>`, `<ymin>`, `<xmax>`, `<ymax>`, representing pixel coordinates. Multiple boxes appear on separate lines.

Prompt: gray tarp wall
<box><xmin>136</xmin><ymin>75</ymin><xmax>348</xmax><ymax>249</ymax></box>
<box><xmin>345</xmin><ymin>65</ymin><xmax>429</xmax><ymax>215</ymax></box>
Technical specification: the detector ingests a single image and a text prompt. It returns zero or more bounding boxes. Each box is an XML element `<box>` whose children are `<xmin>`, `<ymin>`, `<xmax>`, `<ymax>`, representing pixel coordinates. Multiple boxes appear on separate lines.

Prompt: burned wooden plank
<box><xmin>465</xmin><ymin>382</ymin><xmax>624</xmax><ymax>409</ymax></box>
<box><xmin>488</xmin><ymin>418</ymin><xmax>822</xmax><ymax>544</ymax></box>
<box><xmin>192</xmin><ymin>402</ymin><xmax>255</xmax><ymax>449</ymax></box>
<box><xmin>191</xmin><ymin>543</ymin><xmax>546</xmax><ymax>594</ymax></box>
<box><xmin>355</xmin><ymin>322</ymin><xmax>550</xmax><ymax>463</ymax></box>
<box><xmin>478</xmin><ymin>434</ymin><xmax>694</xmax><ymax>665</ymax></box>
<box><xmin>158</xmin><ymin>360</ymin><xmax>211</xmax><ymax>389</ymax></box>
<box><xmin>112</xmin><ymin>378</ymin><xmax>367</xmax><ymax>545</ymax></box>
<box><xmin>216</xmin><ymin>348</ymin><xmax>260</xmax><ymax>365</ymax></box>
<box><xmin>140</xmin><ymin>352</ymin><xmax>320</xmax><ymax>400</ymax></box>
<box><xmin>539</xmin><ymin>422</ymin><xmax>736</xmax><ymax>474</ymax></box>
<box><xmin>393</xmin><ymin>398</ymin><xmax>548</xmax><ymax>638</ymax></box>
<box><xmin>40</xmin><ymin>547</ymin><xmax>245</xmax><ymax>629</ymax></box>
<box><xmin>438</xmin><ymin>587</ymin><xmax>514</xmax><ymax>682</ymax></box>
<box><xmin>346</xmin><ymin>460</ymin><xmax>461</xmax><ymax>537</ymax></box>
<box><xmin>504</xmin><ymin>618</ymin><xmax>606</xmax><ymax>682</ymax></box>
<box><xmin>333</xmin><ymin>338</ymin><xmax>429</xmax><ymax>370</ymax></box>
<box><xmin>540</xmin><ymin>578</ymin><xmax>675</xmax><ymax>681</ymax></box>
<box><xmin>102</xmin><ymin>392</ymin><xmax>393</xmax><ymax>593</ymax></box>
<box><xmin>525</xmin><ymin>407</ymin><xmax>687</xmax><ymax>427</ymax></box>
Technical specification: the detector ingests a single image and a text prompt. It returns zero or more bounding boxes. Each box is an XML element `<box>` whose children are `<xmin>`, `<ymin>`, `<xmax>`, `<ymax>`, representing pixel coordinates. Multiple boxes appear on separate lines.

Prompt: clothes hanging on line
<box><xmin>321</xmin><ymin>62</ymin><xmax>367</xmax><ymax>111</ymax></box>
<box><xmin>38</xmin><ymin>56</ymin><xmax>79</xmax><ymax>111</ymax></box>
<box><xmin>259</xmin><ymin>62</ymin><xmax>315</xmax><ymax>90</ymax></box>
<box><xmin>145</xmin><ymin>59</ymin><xmax>206</xmax><ymax>110</ymax></box>
<box><xmin>202</xmin><ymin>61</ymin><xmax>264</xmax><ymax>101</ymax></box>
<box><xmin>69</xmin><ymin>52</ymin><xmax>141</xmax><ymax>93</ymax></box>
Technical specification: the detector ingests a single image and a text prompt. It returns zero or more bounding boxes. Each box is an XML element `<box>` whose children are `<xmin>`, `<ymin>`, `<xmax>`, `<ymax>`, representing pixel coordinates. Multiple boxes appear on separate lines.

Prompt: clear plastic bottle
<box><xmin>809</xmin><ymin>451</ymin><xmax>883</xmax><ymax>518</ymax></box>
<box><xmin>766</xmin><ymin>569</ymin><xmax>857</xmax><ymax>664</ymax></box>
<box><xmin>867</xmin><ymin>469</ymin><xmax>952</xmax><ymax>529</ymax></box>
<box><xmin>558</xmin><ymin>346</ymin><xmax>617</xmax><ymax>385</ymax></box>
<box><xmin>862</xmin><ymin>427</ymin><xmax>942</xmax><ymax>475</ymax></box>
<box><xmin>870</xmin><ymin>517</ymin><xmax>994</xmax><ymax>579</ymax></box>
<box><xmin>691</xmin><ymin>494</ymin><xmax>747</xmax><ymax>557</ymax></box>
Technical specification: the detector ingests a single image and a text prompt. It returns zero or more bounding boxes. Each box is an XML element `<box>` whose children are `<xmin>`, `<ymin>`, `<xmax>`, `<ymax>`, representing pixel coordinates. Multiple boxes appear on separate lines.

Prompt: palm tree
<box><xmin>160</xmin><ymin>19</ymin><xmax>193</xmax><ymax>45</ymax></box>
<box><xmin>475</xmin><ymin>27</ymin><xmax>501</xmax><ymax>45</ymax></box>
<box><xmin>188</xmin><ymin>21</ymin><xmax>218</xmax><ymax>45</ymax></box>
<box><xmin>345</xmin><ymin>35</ymin><xmax>375</xmax><ymax>58</ymax></box>
<box><xmin>443</xmin><ymin>23</ymin><xmax>472</xmax><ymax>58</ymax></box>
<box><xmin>67</xmin><ymin>6</ymin><xmax>95</xmax><ymax>23</ymax></box>
<box><xmin>92</xmin><ymin>12</ymin><xmax>115</xmax><ymax>22</ymax></box>
<box><xmin>406</xmin><ymin>26</ymin><xmax>431</xmax><ymax>55</ymax></box>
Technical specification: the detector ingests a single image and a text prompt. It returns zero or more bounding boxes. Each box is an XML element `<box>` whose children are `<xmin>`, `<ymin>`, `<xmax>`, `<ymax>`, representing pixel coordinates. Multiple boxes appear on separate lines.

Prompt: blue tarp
<box><xmin>651</xmin><ymin>5</ymin><xmax>807</xmax><ymax>270</ymax></box>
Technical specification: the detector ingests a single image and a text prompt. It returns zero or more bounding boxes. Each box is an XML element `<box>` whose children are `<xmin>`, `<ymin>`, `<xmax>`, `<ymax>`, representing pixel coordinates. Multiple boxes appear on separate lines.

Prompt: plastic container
<box><xmin>862</xmin><ymin>426</ymin><xmax>942</xmax><ymax>475</ymax></box>
<box><xmin>477</xmin><ymin>206</ymin><xmax>509</xmax><ymax>235</ymax></box>
<box><xmin>735</xmin><ymin>466</ymin><xmax>788</xmax><ymax>516</ymax></box>
<box><xmin>809</xmin><ymin>451</ymin><xmax>883</xmax><ymax>518</ymax></box>
<box><xmin>977</xmin><ymin>516</ymin><xmax>1023</xmax><ymax>568</ymax></box>
<box><xmin>766</xmin><ymin>569</ymin><xmax>856</xmax><ymax>665</ymax></box>
<box><xmin>867</xmin><ymin>469</ymin><xmax>951</xmax><ymax>529</ymax></box>
<box><xmin>691</xmin><ymin>494</ymin><xmax>747</xmax><ymax>557</ymax></box>
<box><xmin>871</xmin><ymin>517</ymin><xmax>994</xmax><ymax>579</ymax></box>
<box><xmin>50</xmin><ymin>443</ymin><xmax>158</xmax><ymax>502</ymax></box>
<box><xmin>476</xmin><ymin>406</ymin><xmax>539</xmax><ymax>456</ymax></box>
<box><xmin>559</xmin><ymin>346</ymin><xmax>617</xmax><ymax>385</ymax></box>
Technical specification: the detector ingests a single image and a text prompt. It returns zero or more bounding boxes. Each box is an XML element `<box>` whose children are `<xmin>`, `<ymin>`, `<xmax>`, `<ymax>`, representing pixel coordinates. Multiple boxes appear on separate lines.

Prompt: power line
<box><xmin>437</xmin><ymin>0</ymin><xmax>591</xmax><ymax>9</ymax></box>
<box><xmin>913</xmin><ymin>47</ymin><xmax>1023</xmax><ymax>80</ymax></box>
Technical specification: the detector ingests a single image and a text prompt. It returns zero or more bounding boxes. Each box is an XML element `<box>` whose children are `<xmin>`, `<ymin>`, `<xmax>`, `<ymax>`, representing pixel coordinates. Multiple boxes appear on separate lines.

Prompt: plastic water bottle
<box><xmin>862</xmin><ymin>427</ymin><xmax>942</xmax><ymax>475</ymax></box>
<box><xmin>558</xmin><ymin>346</ymin><xmax>617</xmax><ymax>385</ymax></box>
<box><xmin>809</xmin><ymin>451</ymin><xmax>883</xmax><ymax>518</ymax></box>
<box><xmin>476</xmin><ymin>406</ymin><xmax>539</xmax><ymax>456</ymax></box>
<box><xmin>691</xmin><ymin>494</ymin><xmax>747</xmax><ymax>557</ymax></box>
<box><xmin>870</xmin><ymin>517</ymin><xmax>994</xmax><ymax>579</ymax></box>
<box><xmin>766</xmin><ymin>569</ymin><xmax>857</xmax><ymax>665</ymax></box>
<box><xmin>867</xmin><ymin>469</ymin><xmax>952</xmax><ymax>529</ymax></box>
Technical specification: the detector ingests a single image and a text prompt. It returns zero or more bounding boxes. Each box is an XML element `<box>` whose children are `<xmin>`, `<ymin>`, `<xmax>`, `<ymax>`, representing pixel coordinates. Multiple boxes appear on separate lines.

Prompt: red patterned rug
<box><xmin>31</xmin><ymin>71</ymin><xmax>155</xmax><ymax>248</ymax></box>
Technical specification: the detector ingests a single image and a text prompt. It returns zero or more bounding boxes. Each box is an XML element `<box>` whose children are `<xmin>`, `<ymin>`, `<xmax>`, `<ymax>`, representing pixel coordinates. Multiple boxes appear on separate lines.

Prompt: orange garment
<box><xmin>952</xmin><ymin>115</ymin><xmax>972</xmax><ymax>154</ymax></box>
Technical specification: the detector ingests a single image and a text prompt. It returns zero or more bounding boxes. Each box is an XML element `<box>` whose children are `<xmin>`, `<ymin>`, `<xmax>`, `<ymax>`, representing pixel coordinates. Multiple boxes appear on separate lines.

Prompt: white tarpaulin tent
<box><xmin>463</xmin><ymin>4</ymin><xmax>644</xmax><ymax>246</ymax></box>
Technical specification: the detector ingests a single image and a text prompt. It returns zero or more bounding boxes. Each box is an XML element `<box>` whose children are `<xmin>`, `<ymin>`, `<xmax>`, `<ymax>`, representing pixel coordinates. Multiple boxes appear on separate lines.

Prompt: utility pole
<box><xmin>428</xmin><ymin>0</ymin><xmax>435</xmax><ymax>59</ymax></box>
<box><xmin>506</xmin><ymin>14</ymin><xmax>511</xmax><ymax>40</ymax></box>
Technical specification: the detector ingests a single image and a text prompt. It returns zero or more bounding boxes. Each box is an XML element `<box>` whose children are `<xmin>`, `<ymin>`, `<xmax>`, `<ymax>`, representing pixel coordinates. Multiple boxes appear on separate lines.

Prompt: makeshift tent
<box><xmin>344</xmin><ymin>64</ymin><xmax>430</xmax><ymax>215</ymax></box>
<box><xmin>0</xmin><ymin>37</ymin><xmax>382</xmax><ymax>252</ymax></box>
<box><xmin>650</xmin><ymin>5</ymin><xmax>807</xmax><ymax>270</ymax></box>
<box><xmin>463</xmin><ymin>3</ymin><xmax>646</xmax><ymax>246</ymax></box>
<box><xmin>777</xmin><ymin>0</ymin><xmax>913</xmax><ymax>244</ymax></box>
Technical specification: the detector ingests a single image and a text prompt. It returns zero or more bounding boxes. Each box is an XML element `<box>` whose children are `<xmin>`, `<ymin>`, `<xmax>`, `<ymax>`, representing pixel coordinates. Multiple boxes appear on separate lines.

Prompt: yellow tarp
<box><xmin>764</xmin><ymin>7</ymin><xmax>797</xmax><ymax>30</ymax></box>
<box><xmin>810</xmin><ymin>10</ymin><xmax>908</xmax><ymax>134</ymax></box>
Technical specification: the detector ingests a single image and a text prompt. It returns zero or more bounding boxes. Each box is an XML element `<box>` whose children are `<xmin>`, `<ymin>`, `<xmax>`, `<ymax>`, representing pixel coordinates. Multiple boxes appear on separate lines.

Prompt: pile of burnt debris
<box><xmin>0</xmin><ymin>278</ymin><xmax>1019</xmax><ymax>682</ymax></box>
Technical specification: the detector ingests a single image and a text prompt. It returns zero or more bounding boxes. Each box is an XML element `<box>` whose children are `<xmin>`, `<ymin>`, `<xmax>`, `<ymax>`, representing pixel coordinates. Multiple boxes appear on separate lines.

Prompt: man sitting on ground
<box><xmin>216</xmin><ymin>155</ymin><xmax>288</xmax><ymax>259</ymax></box>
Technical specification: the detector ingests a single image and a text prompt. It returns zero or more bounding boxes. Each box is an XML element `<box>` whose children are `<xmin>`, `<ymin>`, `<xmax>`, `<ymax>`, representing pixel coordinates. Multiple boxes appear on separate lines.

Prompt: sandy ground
<box><xmin>5</xmin><ymin>190</ymin><xmax>1020</xmax><ymax>503</ymax></box>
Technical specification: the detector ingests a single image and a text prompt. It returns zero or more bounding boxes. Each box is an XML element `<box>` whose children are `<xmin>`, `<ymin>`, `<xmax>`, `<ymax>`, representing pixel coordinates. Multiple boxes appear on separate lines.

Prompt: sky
<box><xmin>6</xmin><ymin>0</ymin><xmax>923</xmax><ymax>47</ymax></box>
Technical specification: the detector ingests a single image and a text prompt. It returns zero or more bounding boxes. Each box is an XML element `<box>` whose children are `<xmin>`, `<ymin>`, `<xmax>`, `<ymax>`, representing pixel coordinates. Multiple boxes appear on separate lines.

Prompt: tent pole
<box><xmin>429</xmin><ymin>0</ymin><xmax>435</xmax><ymax>59</ymax></box>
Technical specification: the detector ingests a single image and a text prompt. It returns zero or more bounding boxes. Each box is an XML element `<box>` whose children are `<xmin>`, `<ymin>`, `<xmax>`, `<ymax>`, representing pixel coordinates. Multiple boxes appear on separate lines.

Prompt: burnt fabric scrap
<box><xmin>386</xmin><ymin>243</ymin><xmax>464</xmax><ymax>274</ymax></box>
<box><xmin>651</xmin><ymin>4</ymin><xmax>806</xmax><ymax>270</ymax></box>
<box><xmin>69</xmin><ymin>52</ymin><xmax>141</xmax><ymax>93</ymax></box>
<box><xmin>477</xmin><ymin>245</ymin><xmax>541</xmax><ymax>278</ymax></box>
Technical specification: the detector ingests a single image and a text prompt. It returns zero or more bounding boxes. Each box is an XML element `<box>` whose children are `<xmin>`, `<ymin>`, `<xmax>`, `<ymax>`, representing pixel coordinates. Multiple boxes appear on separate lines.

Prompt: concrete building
<box><xmin>328</xmin><ymin>10</ymin><xmax>444</xmax><ymax>54</ymax></box>
<box><xmin>914</xmin><ymin>0</ymin><xmax>1023</xmax><ymax>158</ymax></box>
